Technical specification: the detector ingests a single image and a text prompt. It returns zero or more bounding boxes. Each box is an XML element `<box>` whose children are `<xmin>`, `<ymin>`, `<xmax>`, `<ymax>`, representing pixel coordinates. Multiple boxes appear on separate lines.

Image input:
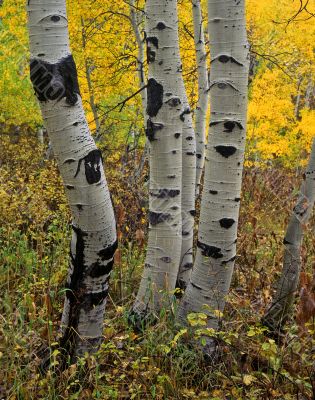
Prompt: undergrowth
<box><xmin>0</xmin><ymin>136</ymin><xmax>315</xmax><ymax>399</ymax></box>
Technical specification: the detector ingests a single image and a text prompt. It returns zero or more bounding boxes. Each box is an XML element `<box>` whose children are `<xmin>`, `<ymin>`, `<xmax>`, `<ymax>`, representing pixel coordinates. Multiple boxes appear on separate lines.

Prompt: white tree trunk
<box><xmin>177</xmin><ymin>93</ymin><xmax>196</xmax><ymax>289</ymax></box>
<box><xmin>177</xmin><ymin>0</ymin><xmax>210</xmax><ymax>288</ymax></box>
<box><xmin>294</xmin><ymin>77</ymin><xmax>302</xmax><ymax>119</ymax></box>
<box><xmin>130</xmin><ymin>0</ymin><xmax>147</xmax><ymax>124</ymax></box>
<box><xmin>37</xmin><ymin>127</ymin><xmax>44</xmax><ymax>144</ymax></box>
<box><xmin>28</xmin><ymin>0</ymin><xmax>117</xmax><ymax>358</ymax></box>
<box><xmin>262</xmin><ymin>138</ymin><xmax>315</xmax><ymax>333</ymax></box>
<box><xmin>178</xmin><ymin>0</ymin><xmax>250</xmax><ymax>352</ymax></box>
<box><xmin>192</xmin><ymin>0</ymin><xmax>209</xmax><ymax>197</ymax></box>
<box><xmin>132</xmin><ymin>0</ymin><xmax>184</xmax><ymax>318</ymax></box>
<box><xmin>305</xmin><ymin>77</ymin><xmax>314</xmax><ymax>109</ymax></box>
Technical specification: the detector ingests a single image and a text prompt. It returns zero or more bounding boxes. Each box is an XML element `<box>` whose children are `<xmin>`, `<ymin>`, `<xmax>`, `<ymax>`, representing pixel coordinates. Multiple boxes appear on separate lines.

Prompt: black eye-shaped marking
<box><xmin>39</xmin><ymin>15</ymin><xmax>67</xmax><ymax>25</ymax></box>
<box><xmin>211</xmin><ymin>54</ymin><xmax>244</xmax><ymax>66</ymax></box>
<box><xmin>210</xmin><ymin>120</ymin><xmax>244</xmax><ymax>132</ymax></box>
<box><xmin>209</xmin><ymin>80</ymin><xmax>238</xmax><ymax>91</ymax></box>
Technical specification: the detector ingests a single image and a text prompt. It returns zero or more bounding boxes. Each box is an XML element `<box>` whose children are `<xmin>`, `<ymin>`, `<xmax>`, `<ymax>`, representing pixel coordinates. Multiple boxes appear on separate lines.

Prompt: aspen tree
<box><xmin>28</xmin><ymin>0</ymin><xmax>117</xmax><ymax>358</ymax></box>
<box><xmin>178</xmin><ymin>0</ymin><xmax>250</xmax><ymax>354</ymax></box>
<box><xmin>132</xmin><ymin>0</ymin><xmax>184</xmax><ymax>317</ymax></box>
<box><xmin>192</xmin><ymin>0</ymin><xmax>209</xmax><ymax>196</ymax></box>
<box><xmin>262</xmin><ymin>138</ymin><xmax>315</xmax><ymax>333</ymax></box>
<box><xmin>177</xmin><ymin>0</ymin><xmax>210</xmax><ymax>287</ymax></box>
<box><xmin>81</xmin><ymin>17</ymin><xmax>101</xmax><ymax>137</ymax></box>
<box><xmin>130</xmin><ymin>0</ymin><xmax>147</xmax><ymax>124</ymax></box>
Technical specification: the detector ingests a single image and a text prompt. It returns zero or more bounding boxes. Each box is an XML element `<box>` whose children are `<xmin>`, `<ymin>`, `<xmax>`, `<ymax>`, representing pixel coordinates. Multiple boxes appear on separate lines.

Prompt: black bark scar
<box><xmin>146</xmin><ymin>119</ymin><xmax>164</xmax><ymax>142</ymax></box>
<box><xmin>166</xmin><ymin>97</ymin><xmax>181</xmax><ymax>107</ymax></box>
<box><xmin>160</xmin><ymin>256</ymin><xmax>172</xmax><ymax>263</ymax></box>
<box><xmin>180</xmin><ymin>107</ymin><xmax>191</xmax><ymax>121</ymax></box>
<box><xmin>221</xmin><ymin>256</ymin><xmax>236</xmax><ymax>265</ymax></box>
<box><xmin>210</xmin><ymin>120</ymin><xmax>244</xmax><ymax>132</ymax></box>
<box><xmin>30</xmin><ymin>55</ymin><xmax>80</xmax><ymax>105</ymax></box>
<box><xmin>150</xmin><ymin>189</ymin><xmax>180</xmax><ymax>198</ymax></box>
<box><xmin>74</xmin><ymin>149</ymin><xmax>103</xmax><ymax>184</ymax></box>
<box><xmin>156</xmin><ymin>22</ymin><xmax>166</xmax><ymax>30</ymax></box>
<box><xmin>146</xmin><ymin>37</ymin><xmax>159</xmax><ymax>63</ymax></box>
<box><xmin>60</xmin><ymin>225</ymin><xmax>87</xmax><ymax>353</ymax></box>
<box><xmin>214</xmin><ymin>145</ymin><xmax>237</xmax><ymax>158</ymax></box>
<box><xmin>147</xmin><ymin>78</ymin><xmax>163</xmax><ymax>117</ymax></box>
<box><xmin>219</xmin><ymin>218</ymin><xmax>235</xmax><ymax>229</ymax></box>
<box><xmin>149</xmin><ymin>211</ymin><xmax>171</xmax><ymax>225</ymax></box>
<box><xmin>98</xmin><ymin>240</ymin><xmax>118</xmax><ymax>261</ymax></box>
<box><xmin>197</xmin><ymin>240</ymin><xmax>223</xmax><ymax>259</ymax></box>
<box><xmin>182</xmin><ymin>263</ymin><xmax>193</xmax><ymax>271</ymax></box>
<box><xmin>211</xmin><ymin>54</ymin><xmax>244</xmax><ymax>66</ymax></box>
<box><xmin>89</xmin><ymin>260</ymin><xmax>114</xmax><ymax>278</ymax></box>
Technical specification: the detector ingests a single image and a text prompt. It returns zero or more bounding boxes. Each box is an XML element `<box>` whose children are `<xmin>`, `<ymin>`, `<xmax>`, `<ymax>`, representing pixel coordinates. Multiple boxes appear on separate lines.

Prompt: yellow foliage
<box><xmin>0</xmin><ymin>0</ymin><xmax>314</xmax><ymax>166</ymax></box>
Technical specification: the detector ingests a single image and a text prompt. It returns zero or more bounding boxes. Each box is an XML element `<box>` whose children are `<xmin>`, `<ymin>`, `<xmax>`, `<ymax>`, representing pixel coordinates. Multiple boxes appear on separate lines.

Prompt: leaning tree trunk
<box><xmin>28</xmin><ymin>0</ymin><xmax>117</xmax><ymax>359</ymax></box>
<box><xmin>192</xmin><ymin>0</ymin><xmax>209</xmax><ymax>197</ymax></box>
<box><xmin>132</xmin><ymin>0</ymin><xmax>184</xmax><ymax>318</ymax></box>
<box><xmin>262</xmin><ymin>138</ymin><xmax>315</xmax><ymax>334</ymax></box>
<box><xmin>178</xmin><ymin>0</ymin><xmax>250</xmax><ymax>353</ymax></box>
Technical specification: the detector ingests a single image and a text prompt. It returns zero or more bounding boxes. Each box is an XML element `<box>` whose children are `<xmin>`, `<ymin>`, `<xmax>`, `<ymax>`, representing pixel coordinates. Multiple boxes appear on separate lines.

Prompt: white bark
<box><xmin>192</xmin><ymin>0</ymin><xmax>209</xmax><ymax>197</ymax></box>
<box><xmin>132</xmin><ymin>0</ymin><xmax>184</xmax><ymax>317</ymax></box>
<box><xmin>37</xmin><ymin>127</ymin><xmax>44</xmax><ymax>144</ymax></box>
<box><xmin>45</xmin><ymin>140</ymin><xmax>54</xmax><ymax>160</ymax></box>
<box><xmin>178</xmin><ymin>0</ymin><xmax>250</xmax><ymax>350</ymax></box>
<box><xmin>177</xmin><ymin>0</ymin><xmax>210</xmax><ymax>287</ymax></box>
<box><xmin>130</xmin><ymin>0</ymin><xmax>147</xmax><ymax>124</ymax></box>
<box><xmin>262</xmin><ymin>138</ymin><xmax>315</xmax><ymax>332</ymax></box>
<box><xmin>177</xmin><ymin>93</ymin><xmax>196</xmax><ymax>289</ymax></box>
<box><xmin>294</xmin><ymin>77</ymin><xmax>302</xmax><ymax>119</ymax></box>
<box><xmin>305</xmin><ymin>77</ymin><xmax>314</xmax><ymax>109</ymax></box>
<box><xmin>28</xmin><ymin>0</ymin><xmax>117</xmax><ymax>358</ymax></box>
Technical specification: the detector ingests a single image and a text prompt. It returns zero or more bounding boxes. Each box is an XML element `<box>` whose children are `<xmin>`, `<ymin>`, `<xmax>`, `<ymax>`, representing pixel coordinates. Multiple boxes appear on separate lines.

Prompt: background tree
<box><xmin>262</xmin><ymin>139</ymin><xmax>315</xmax><ymax>334</ymax></box>
<box><xmin>192</xmin><ymin>0</ymin><xmax>209</xmax><ymax>196</ymax></box>
<box><xmin>130</xmin><ymin>0</ymin><xmax>147</xmax><ymax>125</ymax></box>
<box><xmin>80</xmin><ymin>16</ymin><xmax>101</xmax><ymax>137</ymax></box>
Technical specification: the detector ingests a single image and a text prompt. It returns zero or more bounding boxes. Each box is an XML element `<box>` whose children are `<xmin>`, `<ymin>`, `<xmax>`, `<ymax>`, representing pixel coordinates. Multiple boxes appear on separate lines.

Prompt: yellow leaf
<box><xmin>243</xmin><ymin>374</ymin><xmax>256</xmax><ymax>386</ymax></box>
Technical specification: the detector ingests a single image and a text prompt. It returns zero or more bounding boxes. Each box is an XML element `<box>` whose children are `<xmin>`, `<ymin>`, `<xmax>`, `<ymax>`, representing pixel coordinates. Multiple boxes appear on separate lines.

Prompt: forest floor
<box><xmin>0</xmin><ymin>137</ymin><xmax>315</xmax><ymax>399</ymax></box>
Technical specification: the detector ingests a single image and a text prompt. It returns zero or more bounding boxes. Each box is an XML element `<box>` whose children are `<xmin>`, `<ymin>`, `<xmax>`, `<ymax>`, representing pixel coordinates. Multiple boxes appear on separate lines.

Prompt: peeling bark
<box><xmin>28</xmin><ymin>0</ymin><xmax>117</xmax><ymax>359</ymax></box>
<box><xmin>262</xmin><ymin>139</ymin><xmax>315</xmax><ymax>334</ymax></box>
<box><xmin>178</xmin><ymin>0</ymin><xmax>250</xmax><ymax>354</ymax></box>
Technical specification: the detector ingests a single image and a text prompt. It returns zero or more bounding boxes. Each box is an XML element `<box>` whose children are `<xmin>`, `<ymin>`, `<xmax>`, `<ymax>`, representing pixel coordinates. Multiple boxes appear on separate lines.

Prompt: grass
<box><xmin>1</xmin><ymin>165</ymin><xmax>315</xmax><ymax>399</ymax></box>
